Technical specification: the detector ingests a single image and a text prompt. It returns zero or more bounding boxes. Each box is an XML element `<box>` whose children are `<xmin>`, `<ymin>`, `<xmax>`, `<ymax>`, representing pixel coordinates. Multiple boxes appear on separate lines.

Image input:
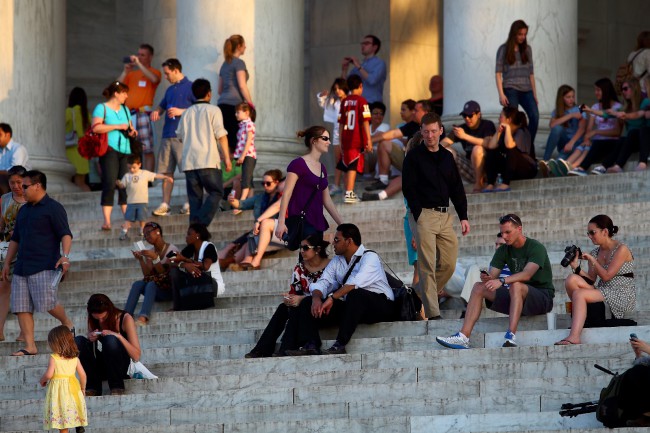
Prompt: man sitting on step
<box><xmin>285</xmin><ymin>223</ymin><xmax>395</xmax><ymax>355</ymax></box>
<box><xmin>436</xmin><ymin>213</ymin><xmax>554</xmax><ymax>349</ymax></box>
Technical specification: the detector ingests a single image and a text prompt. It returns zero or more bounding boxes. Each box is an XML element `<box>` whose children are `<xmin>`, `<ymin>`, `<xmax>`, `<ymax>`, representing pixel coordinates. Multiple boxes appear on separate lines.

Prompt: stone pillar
<box><xmin>176</xmin><ymin>0</ymin><xmax>305</xmax><ymax>177</ymax></box>
<box><xmin>443</xmin><ymin>0</ymin><xmax>578</xmax><ymax>152</ymax></box>
<box><xmin>0</xmin><ymin>0</ymin><xmax>74</xmax><ymax>192</ymax></box>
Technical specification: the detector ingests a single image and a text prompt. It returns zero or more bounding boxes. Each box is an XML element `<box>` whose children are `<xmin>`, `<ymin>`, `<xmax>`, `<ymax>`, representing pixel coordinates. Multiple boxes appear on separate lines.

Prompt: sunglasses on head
<box><xmin>499</xmin><ymin>214</ymin><xmax>521</xmax><ymax>226</ymax></box>
<box><xmin>144</xmin><ymin>222</ymin><xmax>160</xmax><ymax>230</ymax></box>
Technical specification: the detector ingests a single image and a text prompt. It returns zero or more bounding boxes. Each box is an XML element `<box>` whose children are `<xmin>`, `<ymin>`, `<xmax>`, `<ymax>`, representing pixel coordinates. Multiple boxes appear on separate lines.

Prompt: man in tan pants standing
<box><xmin>402</xmin><ymin>113</ymin><xmax>470</xmax><ymax>320</ymax></box>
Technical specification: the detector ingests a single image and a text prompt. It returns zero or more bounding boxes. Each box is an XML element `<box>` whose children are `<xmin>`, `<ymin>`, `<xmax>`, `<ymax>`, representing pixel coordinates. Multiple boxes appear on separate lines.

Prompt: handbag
<box><xmin>284</xmin><ymin>169</ymin><xmax>323</xmax><ymax>251</ymax></box>
<box><xmin>65</xmin><ymin>108</ymin><xmax>78</xmax><ymax>147</ymax></box>
<box><xmin>247</xmin><ymin>232</ymin><xmax>258</xmax><ymax>255</ymax></box>
<box><xmin>143</xmin><ymin>266</ymin><xmax>172</xmax><ymax>291</ymax></box>
<box><xmin>170</xmin><ymin>267</ymin><xmax>216</xmax><ymax>311</ymax></box>
<box><xmin>78</xmin><ymin>104</ymin><xmax>108</xmax><ymax>159</ymax></box>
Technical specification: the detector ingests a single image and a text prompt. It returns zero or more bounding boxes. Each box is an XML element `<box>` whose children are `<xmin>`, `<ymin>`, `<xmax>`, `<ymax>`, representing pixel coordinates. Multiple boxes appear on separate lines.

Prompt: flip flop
<box><xmin>481</xmin><ymin>186</ymin><xmax>495</xmax><ymax>193</ymax></box>
<box><xmin>11</xmin><ymin>349</ymin><xmax>37</xmax><ymax>356</ymax></box>
<box><xmin>494</xmin><ymin>186</ymin><xmax>511</xmax><ymax>192</ymax></box>
<box><xmin>101</xmin><ymin>224</ymin><xmax>111</xmax><ymax>231</ymax></box>
<box><xmin>554</xmin><ymin>339</ymin><xmax>578</xmax><ymax>346</ymax></box>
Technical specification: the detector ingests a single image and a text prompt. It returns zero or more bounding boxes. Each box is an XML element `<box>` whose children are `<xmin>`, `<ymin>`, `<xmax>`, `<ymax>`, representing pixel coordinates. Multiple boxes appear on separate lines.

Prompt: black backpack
<box><xmin>595</xmin><ymin>365</ymin><xmax>628</xmax><ymax>428</ymax></box>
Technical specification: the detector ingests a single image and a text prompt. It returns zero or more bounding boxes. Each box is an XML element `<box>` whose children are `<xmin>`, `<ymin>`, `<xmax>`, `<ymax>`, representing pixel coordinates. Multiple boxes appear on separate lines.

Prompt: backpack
<box><xmin>595</xmin><ymin>365</ymin><xmax>628</xmax><ymax>428</ymax></box>
<box><xmin>614</xmin><ymin>49</ymin><xmax>647</xmax><ymax>95</ymax></box>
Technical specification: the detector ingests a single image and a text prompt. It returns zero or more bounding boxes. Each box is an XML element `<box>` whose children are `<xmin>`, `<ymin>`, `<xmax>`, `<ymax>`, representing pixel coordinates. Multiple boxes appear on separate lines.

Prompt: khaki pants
<box><xmin>415</xmin><ymin>209</ymin><xmax>458</xmax><ymax>318</ymax></box>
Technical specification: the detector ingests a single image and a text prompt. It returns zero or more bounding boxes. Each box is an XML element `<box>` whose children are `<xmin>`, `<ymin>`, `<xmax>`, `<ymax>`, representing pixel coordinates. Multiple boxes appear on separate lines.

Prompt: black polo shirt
<box><xmin>11</xmin><ymin>194</ymin><xmax>72</xmax><ymax>276</ymax></box>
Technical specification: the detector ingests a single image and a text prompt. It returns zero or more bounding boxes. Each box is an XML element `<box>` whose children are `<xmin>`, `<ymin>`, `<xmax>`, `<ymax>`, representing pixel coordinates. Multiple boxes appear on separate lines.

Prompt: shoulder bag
<box><xmin>77</xmin><ymin>104</ymin><xmax>108</xmax><ymax>159</ymax></box>
<box><xmin>65</xmin><ymin>108</ymin><xmax>78</xmax><ymax>147</ymax></box>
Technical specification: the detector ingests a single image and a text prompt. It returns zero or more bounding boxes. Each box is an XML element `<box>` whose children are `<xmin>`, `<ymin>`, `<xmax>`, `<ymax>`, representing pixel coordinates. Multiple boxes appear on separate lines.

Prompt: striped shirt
<box><xmin>496</xmin><ymin>44</ymin><xmax>534</xmax><ymax>92</ymax></box>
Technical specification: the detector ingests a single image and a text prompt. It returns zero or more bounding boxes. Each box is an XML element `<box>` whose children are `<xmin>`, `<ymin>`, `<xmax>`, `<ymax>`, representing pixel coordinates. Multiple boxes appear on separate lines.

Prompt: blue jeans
<box><xmin>543</xmin><ymin>125</ymin><xmax>583</xmax><ymax>160</ymax></box>
<box><xmin>185</xmin><ymin>168</ymin><xmax>224</xmax><ymax>225</ymax></box>
<box><xmin>504</xmin><ymin>88</ymin><xmax>539</xmax><ymax>145</ymax></box>
<box><xmin>124</xmin><ymin>279</ymin><xmax>172</xmax><ymax>319</ymax></box>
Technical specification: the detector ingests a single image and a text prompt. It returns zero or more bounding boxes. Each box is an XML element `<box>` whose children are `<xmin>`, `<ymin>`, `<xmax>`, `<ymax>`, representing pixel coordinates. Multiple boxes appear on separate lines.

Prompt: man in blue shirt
<box><xmin>342</xmin><ymin>35</ymin><xmax>387</xmax><ymax>103</ymax></box>
<box><xmin>2</xmin><ymin>170</ymin><xmax>74</xmax><ymax>356</ymax></box>
<box><xmin>150</xmin><ymin>58</ymin><xmax>195</xmax><ymax>216</ymax></box>
<box><xmin>0</xmin><ymin>123</ymin><xmax>31</xmax><ymax>195</ymax></box>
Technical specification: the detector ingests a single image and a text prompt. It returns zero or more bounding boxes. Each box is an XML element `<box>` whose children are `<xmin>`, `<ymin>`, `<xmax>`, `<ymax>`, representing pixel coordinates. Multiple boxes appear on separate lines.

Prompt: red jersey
<box><xmin>338</xmin><ymin>95</ymin><xmax>371</xmax><ymax>170</ymax></box>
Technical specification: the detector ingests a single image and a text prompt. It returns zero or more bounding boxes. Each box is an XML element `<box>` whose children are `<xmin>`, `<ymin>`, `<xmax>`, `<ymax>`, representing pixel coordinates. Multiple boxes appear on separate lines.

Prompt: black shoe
<box><xmin>322</xmin><ymin>342</ymin><xmax>347</xmax><ymax>355</ymax></box>
<box><xmin>244</xmin><ymin>350</ymin><xmax>266</xmax><ymax>359</ymax></box>
<box><xmin>271</xmin><ymin>350</ymin><xmax>287</xmax><ymax>357</ymax></box>
<box><xmin>285</xmin><ymin>344</ymin><xmax>320</xmax><ymax>356</ymax></box>
<box><xmin>362</xmin><ymin>192</ymin><xmax>380</xmax><ymax>201</ymax></box>
<box><xmin>364</xmin><ymin>180</ymin><xmax>388</xmax><ymax>191</ymax></box>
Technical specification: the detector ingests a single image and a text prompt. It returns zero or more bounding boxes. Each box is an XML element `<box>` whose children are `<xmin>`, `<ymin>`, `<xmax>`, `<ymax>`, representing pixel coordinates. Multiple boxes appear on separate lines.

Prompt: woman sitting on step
<box><xmin>556</xmin><ymin>215</ymin><xmax>635</xmax><ymax>345</ymax></box>
<box><xmin>245</xmin><ymin>233</ymin><xmax>330</xmax><ymax>358</ymax></box>
<box><xmin>75</xmin><ymin>294</ymin><xmax>141</xmax><ymax>396</ymax></box>
<box><xmin>124</xmin><ymin>222</ymin><xmax>179</xmax><ymax>325</ymax></box>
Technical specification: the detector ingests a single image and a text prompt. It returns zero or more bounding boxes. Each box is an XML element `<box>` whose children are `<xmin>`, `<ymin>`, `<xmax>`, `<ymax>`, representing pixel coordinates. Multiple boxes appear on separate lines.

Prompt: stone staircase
<box><xmin>1</xmin><ymin>172</ymin><xmax>650</xmax><ymax>432</ymax></box>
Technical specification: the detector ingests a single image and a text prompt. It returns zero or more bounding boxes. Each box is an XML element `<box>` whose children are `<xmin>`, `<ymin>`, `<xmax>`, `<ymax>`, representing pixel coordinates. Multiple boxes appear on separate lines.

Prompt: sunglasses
<box><xmin>462</xmin><ymin>113</ymin><xmax>477</xmax><ymax>118</ymax></box>
<box><xmin>144</xmin><ymin>222</ymin><xmax>161</xmax><ymax>230</ymax></box>
<box><xmin>621</xmin><ymin>86</ymin><xmax>630</xmax><ymax>91</ymax></box>
<box><xmin>22</xmin><ymin>183</ymin><xmax>38</xmax><ymax>190</ymax></box>
<box><xmin>300</xmin><ymin>245</ymin><xmax>317</xmax><ymax>252</ymax></box>
<box><xmin>499</xmin><ymin>214</ymin><xmax>521</xmax><ymax>226</ymax></box>
<box><xmin>333</xmin><ymin>237</ymin><xmax>348</xmax><ymax>244</ymax></box>
<box><xmin>587</xmin><ymin>229</ymin><xmax>600</xmax><ymax>236</ymax></box>
<box><xmin>262</xmin><ymin>181</ymin><xmax>275</xmax><ymax>187</ymax></box>
<box><xmin>317</xmin><ymin>135</ymin><xmax>330</xmax><ymax>142</ymax></box>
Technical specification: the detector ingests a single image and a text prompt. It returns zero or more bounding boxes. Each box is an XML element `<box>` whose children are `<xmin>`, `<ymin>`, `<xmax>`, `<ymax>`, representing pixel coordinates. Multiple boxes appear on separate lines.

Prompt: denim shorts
<box><xmin>125</xmin><ymin>203</ymin><xmax>148</xmax><ymax>222</ymax></box>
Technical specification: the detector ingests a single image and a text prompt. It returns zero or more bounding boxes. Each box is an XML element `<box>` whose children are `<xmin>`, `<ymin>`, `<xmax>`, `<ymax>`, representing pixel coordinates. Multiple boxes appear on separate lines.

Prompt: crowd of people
<box><xmin>0</xmin><ymin>23</ymin><xmax>648</xmax><ymax>433</ymax></box>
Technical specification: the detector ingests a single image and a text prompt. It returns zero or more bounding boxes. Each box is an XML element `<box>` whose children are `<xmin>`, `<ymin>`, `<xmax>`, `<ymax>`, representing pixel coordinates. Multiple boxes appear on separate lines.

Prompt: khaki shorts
<box><xmin>157</xmin><ymin>137</ymin><xmax>183</xmax><ymax>174</ymax></box>
<box><xmin>389</xmin><ymin>142</ymin><xmax>405</xmax><ymax>172</ymax></box>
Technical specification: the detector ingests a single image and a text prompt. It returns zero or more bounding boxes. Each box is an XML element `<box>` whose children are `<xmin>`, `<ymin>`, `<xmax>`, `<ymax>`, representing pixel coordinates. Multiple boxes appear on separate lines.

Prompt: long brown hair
<box><xmin>223</xmin><ymin>35</ymin><xmax>245</xmax><ymax>64</ymax></box>
<box><xmin>86</xmin><ymin>293</ymin><xmax>123</xmax><ymax>332</ymax></box>
<box><xmin>68</xmin><ymin>87</ymin><xmax>90</xmax><ymax>131</ymax></box>
<box><xmin>505</xmin><ymin>20</ymin><xmax>530</xmax><ymax>65</ymax></box>
<box><xmin>554</xmin><ymin>85</ymin><xmax>575</xmax><ymax>127</ymax></box>
<box><xmin>622</xmin><ymin>77</ymin><xmax>642</xmax><ymax>113</ymax></box>
<box><xmin>48</xmin><ymin>325</ymin><xmax>79</xmax><ymax>359</ymax></box>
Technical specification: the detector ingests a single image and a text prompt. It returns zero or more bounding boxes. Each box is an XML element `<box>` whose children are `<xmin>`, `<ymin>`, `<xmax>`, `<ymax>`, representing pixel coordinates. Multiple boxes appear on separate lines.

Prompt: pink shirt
<box><xmin>234</xmin><ymin>119</ymin><xmax>256</xmax><ymax>159</ymax></box>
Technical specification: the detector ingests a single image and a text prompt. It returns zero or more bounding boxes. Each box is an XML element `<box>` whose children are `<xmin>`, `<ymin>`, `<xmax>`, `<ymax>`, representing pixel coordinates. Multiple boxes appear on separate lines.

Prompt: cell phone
<box><xmin>480</xmin><ymin>268</ymin><xmax>489</xmax><ymax>275</ymax></box>
<box><xmin>122</xmin><ymin>56</ymin><xmax>132</xmax><ymax>64</ymax></box>
<box><xmin>133</xmin><ymin>241</ymin><xmax>145</xmax><ymax>252</ymax></box>
<box><xmin>579</xmin><ymin>104</ymin><xmax>587</xmax><ymax>113</ymax></box>
<box><xmin>94</xmin><ymin>331</ymin><xmax>102</xmax><ymax>336</ymax></box>
<box><xmin>630</xmin><ymin>333</ymin><xmax>638</xmax><ymax>341</ymax></box>
<box><xmin>166</xmin><ymin>251</ymin><xmax>178</xmax><ymax>259</ymax></box>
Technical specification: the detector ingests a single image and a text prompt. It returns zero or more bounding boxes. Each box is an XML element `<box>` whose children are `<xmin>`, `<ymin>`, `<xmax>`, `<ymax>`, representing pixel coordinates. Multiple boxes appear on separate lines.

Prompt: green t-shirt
<box><xmin>222</xmin><ymin>159</ymin><xmax>242</xmax><ymax>183</ymax></box>
<box><xmin>490</xmin><ymin>237</ymin><xmax>554</xmax><ymax>296</ymax></box>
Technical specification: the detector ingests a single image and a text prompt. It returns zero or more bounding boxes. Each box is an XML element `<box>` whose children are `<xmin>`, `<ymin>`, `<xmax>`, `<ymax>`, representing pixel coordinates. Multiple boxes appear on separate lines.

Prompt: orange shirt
<box><xmin>123</xmin><ymin>67</ymin><xmax>161</xmax><ymax>110</ymax></box>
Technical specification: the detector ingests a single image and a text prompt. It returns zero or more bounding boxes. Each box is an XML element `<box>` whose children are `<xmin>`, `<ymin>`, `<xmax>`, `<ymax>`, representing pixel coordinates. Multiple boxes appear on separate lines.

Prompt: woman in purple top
<box><xmin>275</xmin><ymin>126</ymin><xmax>343</xmax><ymax>241</ymax></box>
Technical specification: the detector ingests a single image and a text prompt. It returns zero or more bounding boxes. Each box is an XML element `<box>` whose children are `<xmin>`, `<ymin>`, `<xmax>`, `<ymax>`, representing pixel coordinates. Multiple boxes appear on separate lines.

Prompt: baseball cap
<box><xmin>460</xmin><ymin>100</ymin><xmax>481</xmax><ymax>117</ymax></box>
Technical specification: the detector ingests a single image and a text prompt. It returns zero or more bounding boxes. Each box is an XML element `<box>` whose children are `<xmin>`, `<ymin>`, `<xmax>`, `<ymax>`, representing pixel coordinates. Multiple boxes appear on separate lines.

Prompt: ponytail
<box><xmin>223</xmin><ymin>35</ymin><xmax>245</xmax><ymax>64</ymax></box>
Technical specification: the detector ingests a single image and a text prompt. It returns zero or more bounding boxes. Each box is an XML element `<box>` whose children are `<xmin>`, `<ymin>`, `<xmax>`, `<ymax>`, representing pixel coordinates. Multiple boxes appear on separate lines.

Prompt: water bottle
<box><xmin>496</xmin><ymin>173</ymin><xmax>503</xmax><ymax>186</ymax></box>
<box><xmin>133</xmin><ymin>372</ymin><xmax>145</xmax><ymax>379</ymax></box>
<box><xmin>50</xmin><ymin>266</ymin><xmax>63</xmax><ymax>289</ymax></box>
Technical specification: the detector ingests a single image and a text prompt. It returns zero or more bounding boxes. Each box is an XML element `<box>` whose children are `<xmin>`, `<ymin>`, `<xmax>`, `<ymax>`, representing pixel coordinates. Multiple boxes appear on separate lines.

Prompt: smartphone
<box><xmin>166</xmin><ymin>251</ymin><xmax>178</xmax><ymax>259</ymax></box>
<box><xmin>122</xmin><ymin>56</ymin><xmax>132</xmax><ymax>64</ymax></box>
<box><xmin>94</xmin><ymin>331</ymin><xmax>102</xmax><ymax>336</ymax></box>
<box><xmin>133</xmin><ymin>241</ymin><xmax>145</xmax><ymax>252</ymax></box>
<box><xmin>480</xmin><ymin>268</ymin><xmax>489</xmax><ymax>275</ymax></box>
<box><xmin>630</xmin><ymin>333</ymin><xmax>638</xmax><ymax>341</ymax></box>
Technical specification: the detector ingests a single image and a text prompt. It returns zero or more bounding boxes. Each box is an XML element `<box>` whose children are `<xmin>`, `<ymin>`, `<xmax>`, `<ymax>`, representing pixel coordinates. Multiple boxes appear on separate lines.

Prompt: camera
<box><xmin>561</xmin><ymin>245</ymin><xmax>581</xmax><ymax>267</ymax></box>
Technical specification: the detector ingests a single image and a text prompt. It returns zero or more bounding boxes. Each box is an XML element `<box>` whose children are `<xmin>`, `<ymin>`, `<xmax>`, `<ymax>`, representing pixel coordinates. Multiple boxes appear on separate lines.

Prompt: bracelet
<box><xmin>62</xmin><ymin>253</ymin><xmax>70</xmax><ymax>258</ymax></box>
<box><xmin>61</xmin><ymin>261</ymin><xmax>70</xmax><ymax>265</ymax></box>
<box><xmin>152</xmin><ymin>256</ymin><xmax>161</xmax><ymax>265</ymax></box>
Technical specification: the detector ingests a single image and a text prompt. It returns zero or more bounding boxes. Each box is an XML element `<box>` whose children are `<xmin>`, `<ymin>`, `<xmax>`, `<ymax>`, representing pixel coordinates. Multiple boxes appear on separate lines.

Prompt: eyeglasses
<box><xmin>621</xmin><ymin>86</ymin><xmax>630</xmax><ymax>91</ymax></box>
<box><xmin>300</xmin><ymin>245</ymin><xmax>317</xmax><ymax>252</ymax></box>
<box><xmin>587</xmin><ymin>229</ymin><xmax>600</xmax><ymax>236</ymax></box>
<box><xmin>262</xmin><ymin>181</ymin><xmax>275</xmax><ymax>187</ymax></box>
<box><xmin>317</xmin><ymin>135</ymin><xmax>330</xmax><ymax>142</ymax></box>
<box><xmin>22</xmin><ymin>183</ymin><xmax>38</xmax><ymax>190</ymax></box>
<box><xmin>499</xmin><ymin>214</ymin><xmax>521</xmax><ymax>226</ymax></box>
<box><xmin>333</xmin><ymin>237</ymin><xmax>345</xmax><ymax>243</ymax></box>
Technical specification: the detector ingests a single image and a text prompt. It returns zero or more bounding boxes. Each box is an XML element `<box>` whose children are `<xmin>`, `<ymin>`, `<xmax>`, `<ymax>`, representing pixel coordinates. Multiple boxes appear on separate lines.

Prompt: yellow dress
<box><xmin>43</xmin><ymin>354</ymin><xmax>88</xmax><ymax>430</ymax></box>
<box><xmin>65</xmin><ymin>105</ymin><xmax>90</xmax><ymax>175</ymax></box>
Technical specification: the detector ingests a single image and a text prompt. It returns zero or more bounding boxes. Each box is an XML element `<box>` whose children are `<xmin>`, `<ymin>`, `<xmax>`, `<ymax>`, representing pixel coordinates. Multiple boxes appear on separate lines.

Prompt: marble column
<box><xmin>0</xmin><ymin>0</ymin><xmax>74</xmax><ymax>192</ymax></box>
<box><xmin>443</xmin><ymin>0</ymin><xmax>578</xmax><ymax>152</ymax></box>
<box><xmin>176</xmin><ymin>0</ymin><xmax>305</xmax><ymax>177</ymax></box>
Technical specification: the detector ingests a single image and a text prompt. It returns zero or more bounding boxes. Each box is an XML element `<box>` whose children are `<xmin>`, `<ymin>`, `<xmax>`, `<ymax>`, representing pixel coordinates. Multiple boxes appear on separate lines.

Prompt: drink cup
<box><xmin>546</xmin><ymin>312</ymin><xmax>557</xmax><ymax>330</ymax></box>
<box><xmin>565</xmin><ymin>301</ymin><xmax>573</xmax><ymax>314</ymax></box>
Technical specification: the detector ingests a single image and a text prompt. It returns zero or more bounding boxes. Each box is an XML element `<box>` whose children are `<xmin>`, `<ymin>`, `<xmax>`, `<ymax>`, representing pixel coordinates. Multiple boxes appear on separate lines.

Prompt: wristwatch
<box><xmin>327</xmin><ymin>292</ymin><xmax>335</xmax><ymax>300</ymax></box>
<box><xmin>499</xmin><ymin>277</ymin><xmax>506</xmax><ymax>285</ymax></box>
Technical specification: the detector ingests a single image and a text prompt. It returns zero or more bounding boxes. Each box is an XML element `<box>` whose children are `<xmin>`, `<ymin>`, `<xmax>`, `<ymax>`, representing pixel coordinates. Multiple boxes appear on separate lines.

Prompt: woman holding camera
<box><xmin>556</xmin><ymin>215</ymin><xmax>635</xmax><ymax>345</ymax></box>
<box><xmin>92</xmin><ymin>81</ymin><xmax>137</xmax><ymax>231</ymax></box>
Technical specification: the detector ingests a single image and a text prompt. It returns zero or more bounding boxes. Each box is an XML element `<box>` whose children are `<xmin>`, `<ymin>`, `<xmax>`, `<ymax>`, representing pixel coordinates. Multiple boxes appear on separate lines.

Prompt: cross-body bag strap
<box><xmin>299</xmin><ymin>169</ymin><xmax>324</xmax><ymax>216</ymax></box>
<box><xmin>362</xmin><ymin>249</ymin><xmax>405</xmax><ymax>287</ymax></box>
<box><xmin>340</xmin><ymin>254</ymin><xmax>363</xmax><ymax>288</ymax></box>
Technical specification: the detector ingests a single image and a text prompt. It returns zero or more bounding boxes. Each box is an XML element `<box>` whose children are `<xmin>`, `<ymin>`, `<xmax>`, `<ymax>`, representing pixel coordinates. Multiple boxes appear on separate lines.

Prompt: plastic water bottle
<box><xmin>50</xmin><ymin>267</ymin><xmax>63</xmax><ymax>289</ymax></box>
<box><xmin>133</xmin><ymin>372</ymin><xmax>145</xmax><ymax>379</ymax></box>
<box><xmin>496</xmin><ymin>173</ymin><xmax>503</xmax><ymax>186</ymax></box>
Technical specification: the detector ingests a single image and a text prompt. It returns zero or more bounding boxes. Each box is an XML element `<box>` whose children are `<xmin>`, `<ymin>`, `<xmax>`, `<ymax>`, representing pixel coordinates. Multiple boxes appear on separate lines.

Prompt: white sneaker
<box><xmin>503</xmin><ymin>330</ymin><xmax>517</xmax><ymax>347</ymax></box>
<box><xmin>568</xmin><ymin>168</ymin><xmax>587</xmax><ymax>176</ymax></box>
<box><xmin>180</xmin><ymin>203</ymin><xmax>190</xmax><ymax>214</ymax></box>
<box><xmin>343</xmin><ymin>192</ymin><xmax>361</xmax><ymax>204</ymax></box>
<box><xmin>591</xmin><ymin>165</ymin><xmax>606</xmax><ymax>175</ymax></box>
<box><xmin>152</xmin><ymin>203</ymin><xmax>170</xmax><ymax>216</ymax></box>
<box><xmin>436</xmin><ymin>332</ymin><xmax>470</xmax><ymax>349</ymax></box>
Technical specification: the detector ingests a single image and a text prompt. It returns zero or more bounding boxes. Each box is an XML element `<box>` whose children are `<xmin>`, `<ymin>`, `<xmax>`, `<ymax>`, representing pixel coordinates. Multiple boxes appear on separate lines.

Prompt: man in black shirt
<box><xmin>402</xmin><ymin>113</ymin><xmax>470</xmax><ymax>320</ymax></box>
<box><xmin>441</xmin><ymin>100</ymin><xmax>496</xmax><ymax>193</ymax></box>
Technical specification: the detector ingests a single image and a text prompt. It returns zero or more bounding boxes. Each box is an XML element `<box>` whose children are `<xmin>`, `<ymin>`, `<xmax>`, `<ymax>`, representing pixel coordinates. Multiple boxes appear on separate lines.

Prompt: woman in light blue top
<box><xmin>91</xmin><ymin>81</ymin><xmax>137</xmax><ymax>230</ymax></box>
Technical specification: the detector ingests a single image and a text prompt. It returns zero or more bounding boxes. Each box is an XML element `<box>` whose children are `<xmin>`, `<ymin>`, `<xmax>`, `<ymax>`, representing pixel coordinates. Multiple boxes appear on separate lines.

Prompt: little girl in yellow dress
<box><xmin>40</xmin><ymin>325</ymin><xmax>88</xmax><ymax>432</ymax></box>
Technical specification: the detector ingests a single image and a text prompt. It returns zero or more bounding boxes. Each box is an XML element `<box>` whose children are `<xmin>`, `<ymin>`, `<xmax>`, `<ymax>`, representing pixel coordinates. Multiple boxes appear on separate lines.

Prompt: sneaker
<box><xmin>362</xmin><ymin>192</ymin><xmax>380</xmax><ymax>201</ymax></box>
<box><xmin>436</xmin><ymin>332</ymin><xmax>470</xmax><ymax>349</ymax></box>
<box><xmin>180</xmin><ymin>203</ymin><xmax>190</xmax><ymax>214</ymax></box>
<box><xmin>503</xmin><ymin>330</ymin><xmax>517</xmax><ymax>347</ymax></box>
<box><xmin>591</xmin><ymin>165</ymin><xmax>606</xmax><ymax>175</ymax></box>
<box><xmin>364</xmin><ymin>180</ymin><xmax>388</xmax><ymax>191</ymax></box>
<box><xmin>152</xmin><ymin>203</ymin><xmax>170</xmax><ymax>216</ymax></box>
<box><xmin>547</xmin><ymin>159</ymin><xmax>561</xmax><ymax>177</ymax></box>
<box><xmin>538</xmin><ymin>160</ymin><xmax>550</xmax><ymax>178</ymax></box>
<box><xmin>344</xmin><ymin>192</ymin><xmax>361</xmax><ymax>204</ymax></box>
<box><xmin>119</xmin><ymin>231</ymin><xmax>128</xmax><ymax>241</ymax></box>
<box><xmin>328</xmin><ymin>184</ymin><xmax>342</xmax><ymax>195</ymax></box>
<box><xmin>322</xmin><ymin>342</ymin><xmax>347</xmax><ymax>355</ymax></box>
<box><xmin>568</xmin><ymin>167</ymin><xmax>587</xmax><ymax>176</ymax></box>
<box><xmin>557</xmin><ymin>159</ymin><xmax>572</xmax><ymax>176</ymax></box>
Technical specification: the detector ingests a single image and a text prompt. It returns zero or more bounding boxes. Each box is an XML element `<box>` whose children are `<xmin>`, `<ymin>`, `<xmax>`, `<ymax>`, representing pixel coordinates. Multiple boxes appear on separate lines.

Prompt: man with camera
<box><xmin>436</xmin><ymin>213</ymin><xmax>554</xmax><ymax>349</ymax></box>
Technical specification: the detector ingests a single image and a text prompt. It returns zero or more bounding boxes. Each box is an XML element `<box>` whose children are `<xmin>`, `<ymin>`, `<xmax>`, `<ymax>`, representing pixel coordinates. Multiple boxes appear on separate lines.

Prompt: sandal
<box><xmin>554</xmin><ymin>339</ymin><xmax>579</xmax><ymax>346</ymax></box>
<box><xmin>101</xmin><ymin>224</ymin><xmax>111</xmax><ymax>231</ymax></box>
<box><xmin>12</xmin><ymin>348</ymin><xmax>37</xmax><ymax>356</ymax></box>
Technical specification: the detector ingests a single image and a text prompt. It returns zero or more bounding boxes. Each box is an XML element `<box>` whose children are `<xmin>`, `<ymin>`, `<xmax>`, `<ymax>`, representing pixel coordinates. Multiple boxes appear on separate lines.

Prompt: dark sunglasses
<box><xmin>587</xmin><ymin>229</ymin><xmax>600</xmax><ymax>236</ymax></box>
<box><xmin>317</xmin><ymin>135</ymin><xmax>331</xmax><ymax>142</ymax></box>
<box><xmin>22</xmin><ymin>183</ymin><xmax>38</xmax><ymax>190</ymax></box>
<box><xmin>262</xmin><ymin>181</ymin><xmax>275</xmax><ymax>187</ymax></box>
<box><xmin>499</xmin><ymin>214</ymin><xmax>521</xmax><ymax>226</ymax></box>
<box><xmin>300</xmin><ymin>245</ymin><xmax>317</xmax><ymax>252</ymax></box>
<box><xmin>621</xmin><ymin>86</ymin><xmax>630</xmax><ymax>91</ymax></box>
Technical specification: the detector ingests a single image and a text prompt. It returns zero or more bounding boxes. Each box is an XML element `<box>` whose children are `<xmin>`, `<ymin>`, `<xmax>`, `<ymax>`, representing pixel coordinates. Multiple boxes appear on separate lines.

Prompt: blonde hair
<box><xmin>48</xmin><ymin>325</ymin><xmax>79</xmax><ymax>359</ymax></box>
<box><xmin>223</xmin><ymin>35</ymin><xmax>245</xmax><ymax>64</ymax></box>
